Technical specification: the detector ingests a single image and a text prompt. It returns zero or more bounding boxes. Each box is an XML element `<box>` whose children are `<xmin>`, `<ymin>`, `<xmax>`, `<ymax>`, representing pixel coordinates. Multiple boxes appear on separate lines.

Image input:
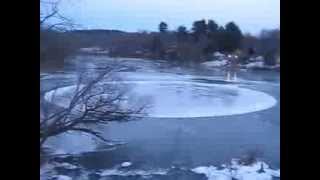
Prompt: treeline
<box><xmin>40</xmin><ymin>18</ymin><xmax>280</xmax><ymax>70</ymax></box>
<box><xmin>242</xmin><ymin>29</ymin><xmax>280</xmax><ymax>65</ymax></box>
<box><xmin>146</xmin><ymin>20</ymin><xmax>279</xmax><ymax>65</ymax></box>
<box><xmin>148</xmin><ymin>20</ymin><xmax>244</xmax><ymax>63</ymax></box>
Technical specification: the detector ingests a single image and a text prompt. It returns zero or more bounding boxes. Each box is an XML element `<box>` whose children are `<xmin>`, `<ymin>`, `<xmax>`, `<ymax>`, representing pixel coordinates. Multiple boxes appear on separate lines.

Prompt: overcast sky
<box><xmin>57</xmin><ymin>0</ymin><xmax>280</xmax><ymax>35</ymax></box>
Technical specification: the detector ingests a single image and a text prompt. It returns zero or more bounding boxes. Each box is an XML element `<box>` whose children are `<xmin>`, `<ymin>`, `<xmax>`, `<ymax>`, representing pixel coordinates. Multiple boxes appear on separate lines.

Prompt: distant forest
<box><xmin>41</xmin><ymin>18</ymin><xmax>280</xmax><ymax>69</ymax></box>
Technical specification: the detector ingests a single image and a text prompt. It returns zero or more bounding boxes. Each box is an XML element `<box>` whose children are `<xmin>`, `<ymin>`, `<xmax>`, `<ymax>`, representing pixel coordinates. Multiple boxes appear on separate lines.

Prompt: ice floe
<box><xmin>44</xmin><ymin>80</ymin><xmax>277</xmax><ymax>118</ymax></box>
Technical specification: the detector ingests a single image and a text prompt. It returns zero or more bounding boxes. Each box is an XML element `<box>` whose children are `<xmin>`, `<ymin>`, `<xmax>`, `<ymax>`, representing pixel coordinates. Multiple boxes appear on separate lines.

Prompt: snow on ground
<box><xmin>202</xmin><ymin>60</ymin><xmax>228</xmax><ymax>67</ymax></box>
<box><xmin>192</xmin><ymin>166</ymin><xmax>232</xmax><ymax>180</ymax></box>
<box><xmin>51</xmin><ymin>175</ymin><xmax>72</xmax><ymax>180</ymax></box>
<box><xmin>192</xmin><ymin>159</ymin><xmax>280</xmax><ymax>180</ymax></box>
<box><xmin>121</xmin><ymin>162</ymin><xmax>132</xmax><ymax>167</ymax></box>
<box><xmin>40</xmin><ymin>161</ymin><xmax>77</xmax><ymax>180</ymax></box>
<box><xmin>41</xmin><ymin>159</ymin><xmax>279</xmax><ymax>180</ymax></box>
<box><xmin>100</xmin><ymin>168</ymin><xmax>169</xmax><ymax>177</ymax></box>
<box><xmin>213</xmin><ymin>52</ymin><xmax>226</xmax><ymax>58</ymax></box>
<box><xmin>56</xmin><ymin>163</ymin><xmax>78</xmax><ymax>170</ymax></box>
<box><xmin>244</xmin><ymin>61</ymin><xmax>280</xmax><ymax>70</ymax></box>
<box><xmin>249</xmin><ymin>56</ymin><xmax>264</xmax><ymax>62</ymax></box>
<box><xmin>245</xmin><ymin>62</ymin><xmax>265</xmax><ymax>69</ymax></box>
<box><xmin>40</xmin><ymin>73</ymin><xmax>77</xmax><ymax>81</ymax></box>
<box><xmin>78</xmin><ymin>47</ymin><xmax>109</xmax><ymax>55</ymax></box>
<box><xmin>97</xmin><ymin>160</ymin><xmax>279</xmax><ymax>180</ymax></box>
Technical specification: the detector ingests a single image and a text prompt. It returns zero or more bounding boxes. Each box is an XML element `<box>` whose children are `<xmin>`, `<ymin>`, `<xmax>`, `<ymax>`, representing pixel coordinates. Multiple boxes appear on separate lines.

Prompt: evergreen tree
<box><xmin>220</xmin><ymin>22</ymin><xmax>243</xmax><ymax>52</ymax></box>
<box><xmin>150</xmin><ymin>35</ymin><xmax>164</xmax><ymax>59</ymax></box>
<box><xmin>206</xmin><ymin>20</ymin><xmax>219</xmax><ymax>53</ymax></box>
<box><xmin>176</xmin><ymin>26</ymin><xmax>188</xmax><ymax>42</ymax></box>
<box><xmin>159</xmin><ymin>22</ymin><xmax>168</xmax><ymax>33</ymax></box>
<box><xmin>207</xmin><ymin>20</ymin><xmax>218</xmax><ymax>33</ymax></box>
<box><xmin>192</xmin><ymin>19</ymin><xmax>207</xmax><ymax>42</ymax></box>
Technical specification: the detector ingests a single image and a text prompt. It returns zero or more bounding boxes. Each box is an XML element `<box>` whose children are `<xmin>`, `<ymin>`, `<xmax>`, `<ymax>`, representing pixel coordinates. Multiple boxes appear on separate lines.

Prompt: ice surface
<box><xmin>45</xmin><ymin>132</ymin><xmax>97</xmax><ymax>154</ymax></box>
<box><xmin>45</xmin><ymin>80</ymin><xmax>277</xmax><ymax>118</ymax></box>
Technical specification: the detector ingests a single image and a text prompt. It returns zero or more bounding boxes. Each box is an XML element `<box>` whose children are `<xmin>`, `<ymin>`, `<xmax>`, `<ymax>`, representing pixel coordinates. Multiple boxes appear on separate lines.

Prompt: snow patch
<box><xmin>246</xmin><ymin>62</ymin><xmax>265</xmax><ymax>69</ymax></box>
<box><xmin>121</xmin><ymin>162</ymin><xmax>132</xmax><ymax>167</ymax></box>
<box><xmin>213</xmin><ymin>52</ymin><xmax>226</xmax><ymax>58</ymax></box>
<box><xmin>79</xmin><ymin>47</ymin><xmax>109</xmax><ymax>54</ymax></box>
<box><xmin>100</xmin><ymin>168</ymin><xmax>168</xmax><ymax>177</ymax></box>
<box><xmin>244</xmin><ymin>62</ymin><xmax>280</xmax><ymax>70</ymax></box>
<box><xmin>192</xmin><ymin>166</ymin><xmax>232</xmax><ymax>180</ymax></box>
<box><xmin>192</xmin><ymin>160</ymin><xmax>280</xmax><ymax>180</ymax></box>
<box><xmin>51</xmin><ymin>175</ymin><xmax>72</xmax><ymax>180</ymax></box>
<box><xmin>202</xmin><ymin>60</ymin><xmax>228</xmax><ymax>67</ymax></box>
<box><xmin>249</xmin><ymin>56</ymin><xmax>264</xmax><ymax>62</ymax></box>
<box><xmin>56</xmin><ymin>162</ymin><xmax>78</xmax><ymax>170</ymax></box>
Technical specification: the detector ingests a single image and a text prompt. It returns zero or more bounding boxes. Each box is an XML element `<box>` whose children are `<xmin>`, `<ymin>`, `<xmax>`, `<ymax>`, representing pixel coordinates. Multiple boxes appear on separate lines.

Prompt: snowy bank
<box><xmin>101</xmin><ymin>168</ymin><xmax>168</xmax><ymax>177</ymax></box>
<box><xmin>192</xmin><ymin>159</ymin><xmax>280</xmax><ymax>180</ymax></box>
<box><xmin>40</xmin><ymin>159</ymin><xmax>279</xmax><ymax>180</ymax></box>
<box><xmin>244</xmin><ymin>62</ymin><xmax>280</xmax><ymax>70</ymax></box>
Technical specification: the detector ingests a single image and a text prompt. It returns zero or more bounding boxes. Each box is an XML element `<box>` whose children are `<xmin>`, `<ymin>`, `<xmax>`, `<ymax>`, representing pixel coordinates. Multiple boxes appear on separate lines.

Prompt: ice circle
<box><xmin>44</xmin><ymin>81</ymin><xmax>277</xmax><ymax>118</ymax></box>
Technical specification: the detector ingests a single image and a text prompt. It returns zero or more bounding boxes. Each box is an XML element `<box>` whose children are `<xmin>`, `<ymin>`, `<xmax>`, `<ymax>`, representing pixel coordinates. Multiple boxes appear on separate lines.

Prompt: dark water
<box><xmin>41</xmin><ymin>55</ymin><xmax>280</xmax><ymax>180</ymax></box>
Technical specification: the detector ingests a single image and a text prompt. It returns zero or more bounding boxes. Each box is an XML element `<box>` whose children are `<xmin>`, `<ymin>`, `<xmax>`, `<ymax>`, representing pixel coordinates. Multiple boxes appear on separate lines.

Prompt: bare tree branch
<box><xmin>40</xmin><ymin>0</ymin><xmax>77</xmax><ymax>31</ymax></box>
<box><xmin>40</xmin><ymin>67</ymin><xmax>146</xmax><ymax>149</ymax></box>
<box><xmin>40</xmin><ymin>1</ymin><xmax>59</xmax><ymax>25</ymax></box>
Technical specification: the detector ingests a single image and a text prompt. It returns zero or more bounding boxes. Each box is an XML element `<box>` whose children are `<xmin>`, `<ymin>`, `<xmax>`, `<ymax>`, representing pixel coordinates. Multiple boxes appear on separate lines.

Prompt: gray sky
<box><xmin>58</xmin><ymin>0</ymin><xmax>280</xmax><ymax>35</ymax></box>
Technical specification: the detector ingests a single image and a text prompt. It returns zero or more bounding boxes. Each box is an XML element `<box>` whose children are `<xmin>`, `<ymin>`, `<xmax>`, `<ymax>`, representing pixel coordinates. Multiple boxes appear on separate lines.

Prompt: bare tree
<box><xmin>40</xmin><ymin>0</ymin><xmax>81</xmax><ymax>71</ymax></box>
<box><xmin>40</xmin><ymin>67</ymin><xmax>145</xmax><ymax>149</ymax></box>
<box><xmin>40</xmin><ymin>0</ymin><xmax>75</xmax><ymax>31</ymax></box>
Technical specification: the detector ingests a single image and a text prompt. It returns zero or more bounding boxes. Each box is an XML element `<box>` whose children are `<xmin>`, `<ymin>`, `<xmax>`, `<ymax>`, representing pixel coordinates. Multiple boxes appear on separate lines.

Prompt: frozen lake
<box><xmin>41</xmin><ymin>55</ymin><xmax>280</xmax><ymax>180</ymax></box>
